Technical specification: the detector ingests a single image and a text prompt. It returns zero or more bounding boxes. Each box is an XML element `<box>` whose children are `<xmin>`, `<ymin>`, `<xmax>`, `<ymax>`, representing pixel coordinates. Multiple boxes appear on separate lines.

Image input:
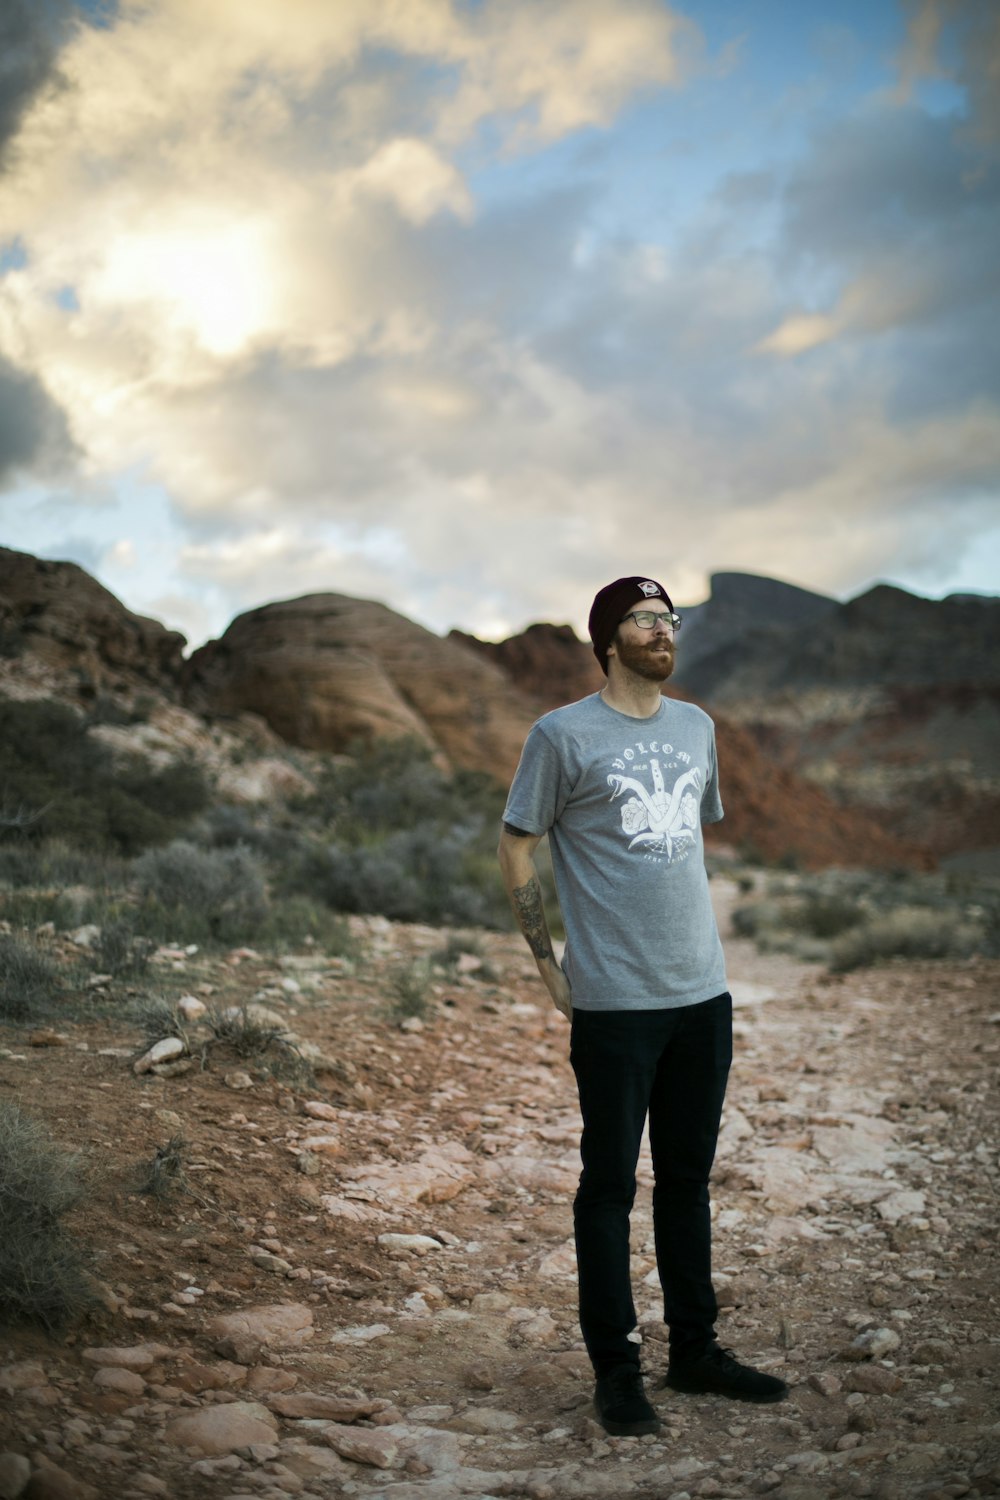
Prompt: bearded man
<box><xmin>498</xmin><ymin>576</ymin><xmax>788</xmax><ymax>1437</ymax></box>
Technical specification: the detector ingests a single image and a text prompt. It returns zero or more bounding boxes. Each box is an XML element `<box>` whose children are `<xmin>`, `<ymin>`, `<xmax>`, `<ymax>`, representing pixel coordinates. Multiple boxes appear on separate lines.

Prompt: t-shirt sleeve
<box><xmin>701</xmin><ymin>723</ymin><xmax>724</xmax><ymax>824</ymax></box>
<box><xmin>503</xmin><ymin>723</ymin><xmax>570</xmax><ymax>835</ymax></box>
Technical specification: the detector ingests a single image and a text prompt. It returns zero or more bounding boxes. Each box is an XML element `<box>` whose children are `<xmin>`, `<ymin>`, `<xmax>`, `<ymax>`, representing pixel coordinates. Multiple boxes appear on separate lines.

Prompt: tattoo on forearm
<box><xmin>512</xmin><ymin>876</ymin><xmax>552</xmax><ymax>961</ymax></box>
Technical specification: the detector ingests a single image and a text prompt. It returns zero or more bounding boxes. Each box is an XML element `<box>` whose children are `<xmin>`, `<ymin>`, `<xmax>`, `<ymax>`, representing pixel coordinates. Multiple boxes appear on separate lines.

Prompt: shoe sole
<box><xmin>663</xmin><ymin>1375</ymin><xmax>788</xmax><ymax>1403</ymax></box>
<box><xmin>597</xmin><ymin>1413</ymin><xmax>662</xmax><ymax>1436</ymax></box>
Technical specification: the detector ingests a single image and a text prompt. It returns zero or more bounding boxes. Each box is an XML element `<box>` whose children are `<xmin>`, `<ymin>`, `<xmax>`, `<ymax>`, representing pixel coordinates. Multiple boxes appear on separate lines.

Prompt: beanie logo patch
<box><xmin>638</xmin><ymin>580</ymin><xmax>661</xmax><ymax>596</ymax></box>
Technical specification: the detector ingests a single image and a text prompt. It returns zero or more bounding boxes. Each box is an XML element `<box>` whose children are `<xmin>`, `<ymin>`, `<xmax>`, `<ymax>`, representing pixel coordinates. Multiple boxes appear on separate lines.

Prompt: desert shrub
<box><xmin>295</xmin><ymin>822</ymin><xmax>504</xmax><ymax>927</ymax></box>
<box><xmin>0</xmin><ymin>932</ymin><xmax>59</xmax><ymax>1022</ymax></box>
<box><xmin>829</xmin><ymin>908</ymin><xmax>984</xmax><ymax>972</ymax></box>
<box><xmin>0</xmin><ymin>1100</ymin><xmax>96</xmax><ymax>1329</ymax></box>
<box><xmin>133</xmin><ymin>839</ymin><xmax>269</xmax><ymax>943</ymax></box>
<box><xmin>799</xmin><ymin>894</ymin><xmax>865</xmax><ymax>939</ymax></box>
<box><xmin>94</xmin><ymin>917</ymin><xmax>156</xmax><ymax>978</ymax></box>
<box><xmin>132</xmin><ymin>1135</ymin><xmax>188</xmax><ymax>1200</ymax></box>
<box><xmin>259</xmin><ymin>894</ymin><xmax>355</xmax><ymax>954</ymax></box>
<box><xmin>131</xmin><ymin>996</ymin><xmax>192</xmax><ymax>1051</ymax></box>
<box><xmin>284</xmin><ymin>739</ymin><xmax>509</xmax><ymax>928</ymax></box>
<box><xmin>0</xmin><ymin>840</ymin><xmax>131</xmax><ymax>891</ymax></box>
<box><xmin>387</xmin><ymin>959</ymin><xmax>433</xmax><ymax>1021</ymax></box>
<box><xmin>0</xmin><ymin>699</ymin><xmax>210</xmax><ymax>854</ymax></box>
<box><xmin>203</xmin><ymin>1004</ymin><xmax>311</xmax><ymax>1084</ymax></box>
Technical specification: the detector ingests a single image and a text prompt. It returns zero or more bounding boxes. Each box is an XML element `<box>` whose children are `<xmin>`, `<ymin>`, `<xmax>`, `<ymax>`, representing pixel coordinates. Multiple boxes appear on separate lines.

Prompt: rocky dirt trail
<box><xmin>1</xmin><ymin>880</ymin><xmax>998</xmax><ymax>1500</ymax></box>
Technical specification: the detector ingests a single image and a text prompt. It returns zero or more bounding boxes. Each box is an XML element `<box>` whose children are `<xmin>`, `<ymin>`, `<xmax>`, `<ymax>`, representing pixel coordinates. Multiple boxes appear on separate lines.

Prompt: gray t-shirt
<box><xmin>503</xmin><ymin>692</ymin><xmax>726</xmax><ymax>1011</ymax></box>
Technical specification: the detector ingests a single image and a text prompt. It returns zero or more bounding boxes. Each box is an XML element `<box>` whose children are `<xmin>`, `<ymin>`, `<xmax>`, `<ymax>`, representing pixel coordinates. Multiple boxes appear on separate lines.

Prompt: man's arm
<box><xmin>497</xmin><ymin>822</ymin><xmax>572</xmax><ymax>1020</ymax></box>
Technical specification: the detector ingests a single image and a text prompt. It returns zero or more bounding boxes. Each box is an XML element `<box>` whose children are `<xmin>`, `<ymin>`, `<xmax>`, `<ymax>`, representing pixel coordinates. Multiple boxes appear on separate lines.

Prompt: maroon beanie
<box><xmin>588</xmin><ymin>576</ymin><xmax>673</xmax><ymax>675</ymax></box>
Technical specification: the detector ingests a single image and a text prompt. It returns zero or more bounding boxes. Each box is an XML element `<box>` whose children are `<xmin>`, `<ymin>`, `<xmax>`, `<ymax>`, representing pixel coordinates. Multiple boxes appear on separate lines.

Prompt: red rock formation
<box><xmin>183</xmin><ymin>594</ymin><xmax>539</xmax><ymax>778</ymax></box>
<box><xmin>450</xmin><ymin>623</ymin><xmax>605</xmax><ymax>709</ymax></box>
<box><xmin>0</xmin><ymin>545</ymin><xmax>185</xmax><ymax>692</ymax></box>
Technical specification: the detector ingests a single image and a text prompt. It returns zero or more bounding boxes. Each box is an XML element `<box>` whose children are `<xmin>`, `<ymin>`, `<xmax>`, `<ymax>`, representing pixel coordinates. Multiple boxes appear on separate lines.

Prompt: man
<box><xmin>498</xmin><ymin>576</ymin><xmax>787</xmax><ymax>1438</ymax></box>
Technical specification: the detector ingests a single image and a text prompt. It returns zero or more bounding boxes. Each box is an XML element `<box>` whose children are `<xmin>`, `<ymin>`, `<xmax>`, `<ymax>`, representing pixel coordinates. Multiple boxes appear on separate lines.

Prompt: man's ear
<box><xmin>606</xmin><ymin>629</ymin><xmax>619</xmax><ymax>661</ymax></box>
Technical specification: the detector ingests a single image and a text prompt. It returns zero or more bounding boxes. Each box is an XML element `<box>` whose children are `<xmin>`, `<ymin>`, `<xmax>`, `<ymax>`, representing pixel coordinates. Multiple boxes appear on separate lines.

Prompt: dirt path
<box><xmin>1</xmin><ymin>888</ymin><xmax>998</xmax><ymax>1500</ymax></box>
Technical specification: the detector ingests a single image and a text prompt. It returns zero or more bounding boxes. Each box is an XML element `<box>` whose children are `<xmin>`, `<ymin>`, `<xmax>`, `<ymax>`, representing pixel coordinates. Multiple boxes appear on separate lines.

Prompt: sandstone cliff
<box><xmin>183</xmin><ymin>594</ymin><xmax>538</xmax><ymax>779</ymax></box>
<box><xmin>0</xmin><ymin>545</ymin><xmax>185</xmax><ymax>694</ymax></box>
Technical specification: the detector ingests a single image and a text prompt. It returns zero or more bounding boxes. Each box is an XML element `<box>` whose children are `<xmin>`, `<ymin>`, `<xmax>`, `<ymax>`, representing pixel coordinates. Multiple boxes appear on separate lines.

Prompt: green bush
<box><xmin>829</xmin><ymin>908</ymin><xmax>984</xmax><ymax>972</ymax></box>
<box><xmin>0</xmin><ymin>699</ymin><xmax>210</xmax><ymax>855</ymax></box>
<box><xmin>94</xmin><ymin>917</ymin><xmax>156</xmax><ymax>978</ymax></box>
<box><xmin>133</xmin><ymin>839</ymin><xmax>269</xmax><ymax>943</ymax></box>
<box><xmin>0</xmin><ymin>932</ymin><xmax>59</xmax><ymax>1021</ymax></box>
<box><xmin>0</xmin><ymin>1100</ymin><xmax>96</xmax><ymax>1329</ymax></box>
<box><xmin>387</xmin><ymin>959</ymin><xmax>433</xmax><ymax>1021</ymax></box>
<box><xmin>295</xmin><ymin>822</ymin><xmax>505</xmax><ymax>927</ymax></box>
<box><xmin>132</xmin><ymin>1135</ymin><xmax>187</xmax><ymax>1201</ymax></box>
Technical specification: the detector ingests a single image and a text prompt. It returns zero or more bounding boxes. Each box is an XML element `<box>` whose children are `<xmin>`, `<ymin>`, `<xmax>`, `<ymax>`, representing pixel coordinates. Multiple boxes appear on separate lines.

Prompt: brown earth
<box><xmin>1</xmin><ymin>895</ymin><xmax>997</xmax><ymax>1499</ymax></box>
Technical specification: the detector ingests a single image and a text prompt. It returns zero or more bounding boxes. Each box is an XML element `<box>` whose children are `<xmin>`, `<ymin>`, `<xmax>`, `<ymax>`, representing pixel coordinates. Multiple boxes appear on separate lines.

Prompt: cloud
<box><xmin>896</xmin><ymin>0</ymin><xmax>1000</xmax><ymax>148</ymax></box>
<box><xmin>0</xmin><ymin>0</ymin><xmax>78</xmax><ymax>165</ymax></box>
<box><xmin>0</xmin><ymin>0</ymin><xmax>996</xmax><ymax>645</ymax></box>
<box><xmin>0</xmin><ymin>352</ymin><xmax>75</xmax><ymax>486</ymax></box>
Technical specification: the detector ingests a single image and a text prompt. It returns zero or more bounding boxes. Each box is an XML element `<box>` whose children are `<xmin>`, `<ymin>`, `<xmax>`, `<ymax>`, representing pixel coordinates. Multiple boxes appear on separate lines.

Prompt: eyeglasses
<box><xmin>622</xmin><ymin>609</ymin><xmax>682</xmax><ymax>632</ymax></box>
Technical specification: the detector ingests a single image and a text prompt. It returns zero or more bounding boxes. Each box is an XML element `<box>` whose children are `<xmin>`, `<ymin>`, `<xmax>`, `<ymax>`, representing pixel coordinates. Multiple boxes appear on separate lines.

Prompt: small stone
<box><xmin>807</xmin><ymin>1372</ymin><xmax>841</xmax><ymax>1398</ymax></box>
<box><xmin>0</xmin><ymin>1364</ymin><xmax>48</xmax><ymax>1392</ymax></box>
<box><xmin>133</xmin><ymin>1037</ymin><xmax>185</xmax><ymax>1075</ymax></box>
<box><xmin>0</xmin><ymin>1452</ymin><xmax>31</xmax><ymax>1500</ymax></box>
<box><xmin>91</xmin><ymin>1368</ymin><xmax>145</xmax><ymax>1397</ymax></box>
<box><xmin>22</xmin><ymin>1460</ymin><xmax>100</xmax><ymax>1500</ymax></box>
<box><xmin>27</xmin><ymin>1030</ymin><xmax>69</xmax><ymax>1047</ymax></box>
<box><xmin>377</xmin><ymin>1233</ymin><xmax>442</xmax><ymax>1254</ymax></box>
<box><xmin>844</xmin><ymin>1328</ymin><xmax>901</xmax><ymax>1361</ymax></box>
<box><xmin>303</xmin><ymin>1101</ymin><xmax>338</xmax><ymax>1121</ymax></box>
<box><xmin>319</xmin><ymin>1424</ymin><xmax>400</xmax><ymax>1469</ymax></box>
<box><xmin>269</xmin><ymin>1392</ymin><xmax>387</xmax><ymax>1422</ymax></box>
<box><xmin>176</xmin><ymin>994</ymin><xmax>206</xmax><ymax>1020</ymax></box>
<box><xmin>224</xmin><ymin>1070</ymin><xmax>254</xmax><ymax>1090</ymax></box>
<box><xmin>910</xmin><ymin>1339</ymin><xmax>956</xmax><ymax>1366</ymax></box>
<box><xmin>164</xmin><ymin>1401</ymin><xmax>279</xmax><ymax>1455</ymax></box>
<box><xmin>844</xmin><ymin>1366</ymin><xmax>904</xmax><ymax>1395</ymax></box>
<box><xmin>206</xmin><ymin>1302</ymin><xmax>314</xmax><ymax>1350</ymax></box>
<box><xmin>463</xmin><ymin>1363</ymin><xmax>495</xmax><ymax>1392</ymax></box>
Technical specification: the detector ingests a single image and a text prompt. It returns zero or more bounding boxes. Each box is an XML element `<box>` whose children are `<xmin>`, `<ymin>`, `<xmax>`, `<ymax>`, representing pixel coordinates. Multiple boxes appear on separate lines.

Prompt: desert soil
<box><xmin>1</xmin><ymin>880</ymin><xmax>998</xmax><ymax>1500</ymax></box>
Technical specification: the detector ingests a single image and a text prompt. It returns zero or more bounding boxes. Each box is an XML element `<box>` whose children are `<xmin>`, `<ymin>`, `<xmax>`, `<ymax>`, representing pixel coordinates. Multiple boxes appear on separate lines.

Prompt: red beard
<box><xmin>612</xmin><ymin>632</ymin><xmax>675</xmax><ymax>682</ymax></box>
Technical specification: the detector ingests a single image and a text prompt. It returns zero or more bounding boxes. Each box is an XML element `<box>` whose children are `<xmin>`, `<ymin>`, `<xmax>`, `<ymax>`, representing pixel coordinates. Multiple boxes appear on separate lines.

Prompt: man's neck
<box><xmin>600</xmin><ymin>670</ymin><xmax>665</xmax><ymax>719</ymax></box>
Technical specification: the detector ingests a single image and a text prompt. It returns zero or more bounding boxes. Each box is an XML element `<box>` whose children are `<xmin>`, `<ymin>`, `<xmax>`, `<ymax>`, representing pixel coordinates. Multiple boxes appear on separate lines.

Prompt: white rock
<box><xmin>876</xmin><ymin>1190</ymin><xmax>926</xmax><ymax>1223</ymax></box>
<box><xmin>164</xmin><ymin>1401</ymin><xmax>278</xmax><ymax>1454</ymax></box>
<box><xmin>133</xmin><ymin>1037</ymin><xmax>185</xmax><ymax>1074</ymax></box>
<box><xmin>177</xmin><ymin>995</ymin><xmax>206</xmax><ymax>1020</ymax></box>
<box><xmin>303</xmin><ymin>1100</ymin><xmax>338</xmax><ymax>1121</ymax></box>
<box><xmin>329</xmin><ymin>1323</ymin><xmax>393</xmax><ymax>1343</ymax></box>
<box><xmin>378</xmin><ymin>1233</ymin><xmax>443</xmax><ymax>1253</ymax></box>
<box><xmin>849</xmin><ymin>1327</ymin><xmax>902</xmax><ymax>1359</ymax></box>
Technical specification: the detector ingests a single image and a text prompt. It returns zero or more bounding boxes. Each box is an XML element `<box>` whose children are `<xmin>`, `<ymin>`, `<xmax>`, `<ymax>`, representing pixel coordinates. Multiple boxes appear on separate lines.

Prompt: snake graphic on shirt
<box><xmin>607</xmin><ymin>759</ymin><xmax>703</xmax><ymax>859</ymax></box>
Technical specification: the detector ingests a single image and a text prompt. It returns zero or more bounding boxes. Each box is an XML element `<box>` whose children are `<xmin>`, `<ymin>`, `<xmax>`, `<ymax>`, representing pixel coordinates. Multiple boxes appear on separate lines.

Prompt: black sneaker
<box><xmin>664</xmin><ymin>1344</ymin><xmax>788</xmax><ymax>1403</ymax></box>
<box><xmin>594</xmin><ymin>1364</ymin><xmax>662</xmax><ymax>1436</ymax></box>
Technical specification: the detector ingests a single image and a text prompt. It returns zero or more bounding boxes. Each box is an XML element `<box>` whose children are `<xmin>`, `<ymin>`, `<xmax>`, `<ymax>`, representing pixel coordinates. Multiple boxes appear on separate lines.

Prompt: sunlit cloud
<box><xmin>0</xmin><ymin>0</ymin><xmax>996</xmax><ymax>647</ymax></box>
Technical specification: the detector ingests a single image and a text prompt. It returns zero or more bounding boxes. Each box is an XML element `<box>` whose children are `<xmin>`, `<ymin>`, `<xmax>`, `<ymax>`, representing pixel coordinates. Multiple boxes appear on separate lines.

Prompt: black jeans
<box><xmin>569</xmin><ymin>993</ymin><xmax>733</xmax><ymax>1373</ymax></box>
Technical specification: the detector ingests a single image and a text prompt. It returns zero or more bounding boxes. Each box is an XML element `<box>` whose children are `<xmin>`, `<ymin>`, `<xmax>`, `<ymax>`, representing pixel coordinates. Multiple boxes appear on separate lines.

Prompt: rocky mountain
<box><xmin>668</xmin><ymin>578</ymin><xmax>1000</xmax><ymax>870</ymax></box>
<box><xmin>669</xmin><ymin>572</ymin><xmax>838</xmax><ymax>677</ymax></box>
<box><xmin>182</xmin><ymin>593</ymin><xmax>537</xmax><ymax>780</ymax></box>
<box><xmin>0</xmin><ymin>545</ymin><xmax>185</xmax><ymax>693</ymax></box>
<box><xmin>449</xmin><ymin>623</ymin><xmax>606</xmax><ymax>708</ymax></box>
<box><xmin>2</xmin><ymin>545</ymin><xmax>994</xmax><ymax>869</ymax></box>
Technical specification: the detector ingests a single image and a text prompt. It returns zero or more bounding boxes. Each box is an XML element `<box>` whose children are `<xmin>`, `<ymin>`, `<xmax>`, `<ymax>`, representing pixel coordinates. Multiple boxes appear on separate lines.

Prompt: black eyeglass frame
<box><xmin>621</xmin><ymin>609</ymin><xmax>683</xmax><ymax>632</ymax></box>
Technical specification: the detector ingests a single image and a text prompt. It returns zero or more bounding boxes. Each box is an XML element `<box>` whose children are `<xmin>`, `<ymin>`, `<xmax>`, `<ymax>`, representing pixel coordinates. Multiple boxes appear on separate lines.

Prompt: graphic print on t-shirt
<box><xmin>607</xmin><ymin>737</ymin><xmax>702</xmax><ymax>863</ymax></box>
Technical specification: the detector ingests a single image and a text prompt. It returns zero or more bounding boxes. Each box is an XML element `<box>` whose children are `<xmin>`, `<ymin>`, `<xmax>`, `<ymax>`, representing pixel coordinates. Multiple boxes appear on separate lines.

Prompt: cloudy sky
<box><xmin>1</xmin><ymin>0</ymin><xmax>997</xmax><ymax>648</ymax></box>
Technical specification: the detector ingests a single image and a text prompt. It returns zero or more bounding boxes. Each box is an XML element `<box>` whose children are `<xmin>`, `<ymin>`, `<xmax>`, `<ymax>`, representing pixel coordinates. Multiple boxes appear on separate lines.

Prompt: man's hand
<box><xmin>539</xmin><ymin>960</ymin><xmax>572</xmax><ymax>1020</ymax></box>
<box><xmin>497</xmin><ymin>823</ymin><xmax>571</xmax><ymax>1022</ymax></box>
